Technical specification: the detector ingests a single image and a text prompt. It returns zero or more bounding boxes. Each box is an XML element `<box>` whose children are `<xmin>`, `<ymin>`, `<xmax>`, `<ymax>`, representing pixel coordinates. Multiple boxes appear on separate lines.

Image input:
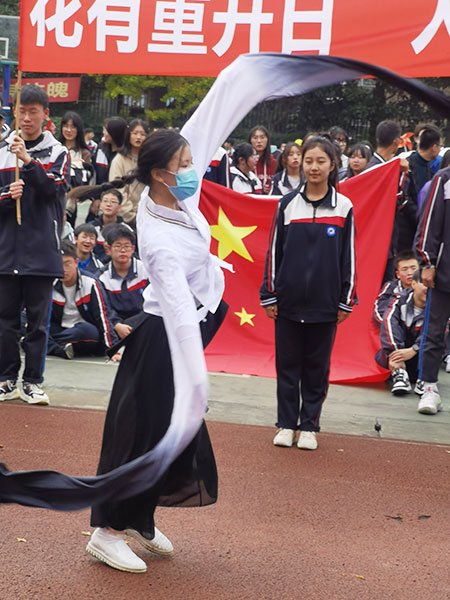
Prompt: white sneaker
<box><xmin>20</xmin><ymin>382</ymin><xmax>49</xmax><ymax>405</ymax></box>
<box><xmin>445</xmin><ymin>356</ymin><xmax>450</xmax><ymax>374</ymax></box>
<box><xmin>125</xmin><ymin>527</ymin><xmax>174</xmax><ymax>555</ymax></box>
<box><xmin>297</xmin><ymin>431</ymin><xmax>318</xmax><ymax>450</ymax></box>
<box><xmin>417</xmin><ymin>383</ymin><xmax>443</xmax><ymax>415</ymax></box>
<box><xmin>86</xmin><ymin>528</ymin><xmax>147</xmax><ymax>573</ymax></box>
<box><xmin>273</xmin><ymin>428</ymin><xmax>295</xmax><ymax>447</ymax></box>
<box><xmin>391</xmin><ymin>368</ymin><xmax>412</xmax><ymax>395</ymax></box>
<box><xmin>0</xmin><ymin>379</ymin><xmax>20</xmax><ymax>401</ymax></box>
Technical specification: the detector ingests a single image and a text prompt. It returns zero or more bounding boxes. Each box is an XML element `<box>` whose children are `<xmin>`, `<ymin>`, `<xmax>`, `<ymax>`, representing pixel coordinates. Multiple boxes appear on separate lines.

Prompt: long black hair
<box><xmin>119</xmin><ymin>119</ymin><xmax>150</xmax><ymax>157</ymax></box>
<box><xmin>67</xmin><ymin>129</ymin><xmax>188</xmax><ymax>202</ymax></box>
<box><xmin>59</xmin><ymin>111</ymin><xmax>88</xmax><ymax>151</ymax></box>
<box><xmin>232</xmin><ymin>143</ymin><xmax>255</xmax><ymax>167</ymax></box>
<box><xmin>345</xmin><ymin>143</ymin><xmax>372</xmax><ymax>178</ymax></box>
<box><xmin>248</xmin><ymin>125</ymin><xmax>272</xmax><ymax>167</ymax></box>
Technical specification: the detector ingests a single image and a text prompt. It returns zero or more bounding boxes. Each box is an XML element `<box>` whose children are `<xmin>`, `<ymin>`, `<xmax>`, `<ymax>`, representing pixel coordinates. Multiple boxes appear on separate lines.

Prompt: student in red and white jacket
<box><xmin>96</xmin><ymin>224</ymin><xmax>149</xmax><ymax>340</ymax></box>
<box><xmin>48</xmin><ymin>241</ymin><xmax>118</xmax><ymax>359</ymax></box>
<box><xmin>260</xmin><ymin>136</ymin><xmax>356</xmax><ymax>451</ymax></box>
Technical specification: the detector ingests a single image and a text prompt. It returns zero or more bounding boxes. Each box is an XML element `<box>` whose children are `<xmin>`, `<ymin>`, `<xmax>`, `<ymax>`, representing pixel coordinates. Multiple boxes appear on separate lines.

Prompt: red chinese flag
<box><xmin>200</xmin><ymin>160</ymin><xmax>400</xmax><ymax>383</ymax></box>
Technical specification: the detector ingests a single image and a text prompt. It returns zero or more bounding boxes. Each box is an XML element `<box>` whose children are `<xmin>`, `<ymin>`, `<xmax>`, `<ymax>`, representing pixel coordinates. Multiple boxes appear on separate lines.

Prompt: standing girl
<box><xmin>84</xmin><ymin>129</ymin><xmax>228</xmax><ymax>573</ymax></box>
<box><xmin>248</xmin><ymin>125</ymin><xmax>277</xmax><ymax>194</ymax></box>
<box><xmin>260</xmin><ymin>137</ymin><xmax>356</xmax><ymax>450</ymax></box>
<box><xmin>340</xmin><ymin>143</ymin><xmax>372</xmax><ymax>181</ymax></box>
<box><xmin>230</xmin><ymin>143</ymin><xmax>262</xmax><ymax>194</ymax></box>
<box><xmin>109</xmin><ymin>119</ymin><xmax>149</xmax><ymax>227</ymax></box>
<box><xmin>270</xmin><ymin>142</ymin><xmax>302</xmax><ymax>195</ymax></box>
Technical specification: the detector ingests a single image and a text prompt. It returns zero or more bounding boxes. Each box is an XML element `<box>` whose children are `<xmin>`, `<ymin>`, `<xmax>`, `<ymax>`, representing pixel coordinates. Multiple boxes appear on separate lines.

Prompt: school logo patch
<box><xmin>326</xmin><ymin>226</ymin><xmax>336</xmax><ymax>237</ymax></box>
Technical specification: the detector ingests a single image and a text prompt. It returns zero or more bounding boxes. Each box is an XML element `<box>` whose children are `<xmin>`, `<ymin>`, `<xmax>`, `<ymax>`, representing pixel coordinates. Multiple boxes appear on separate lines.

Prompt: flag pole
<box><xmin>14</xmin><ymin>70</ymin><xmax>22</xmax><ymax>225</ymax></box>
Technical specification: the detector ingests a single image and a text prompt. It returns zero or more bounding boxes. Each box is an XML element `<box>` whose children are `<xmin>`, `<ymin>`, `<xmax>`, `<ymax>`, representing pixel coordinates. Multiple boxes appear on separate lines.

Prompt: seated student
<box><xmin>73</xmin><ymin>223</ymin><xmax>104</xmax><ymax>274</ymax></box>
<box><xmin>47</xmin><ymin>240</ymin><xmax>118</xmax><ymax>359</ymax></box>
<box><xmin>375</xmin><ymin>270</ymin><xmax>427</xmax><ymax>396</ymax></box>
<box><xmin>97</xmin><ymin>224</ymin><xmax>149</xmax><ymax>340</ymax></box>
<box><xmin>373</xmin><ymin>250</ymin><xmax>419</xmax><ymax>327</ymax></box>
<box><xmin>91</xmin><ymin>188</ymin><xmax>130</xmax><ymax>261</ymax></box>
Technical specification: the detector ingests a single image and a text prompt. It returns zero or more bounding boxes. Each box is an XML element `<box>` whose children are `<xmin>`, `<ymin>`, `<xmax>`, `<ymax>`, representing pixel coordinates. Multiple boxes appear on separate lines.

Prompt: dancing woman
<box><xmin>83</xmin><ymin>128</ymin><xmax>228</xmax><ymax>573</ymax></box>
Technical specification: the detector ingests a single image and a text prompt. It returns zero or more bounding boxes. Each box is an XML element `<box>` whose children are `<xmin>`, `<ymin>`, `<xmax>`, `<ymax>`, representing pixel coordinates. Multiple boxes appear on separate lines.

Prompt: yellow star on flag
<box><xmin>234</xmin><ymin>307</ymin><xmax>256</xmax><ymax>327</ymax></box>
<box><xmin>210</xmin><ymin>206</ymin><xmax>257</xmax><ymax>262</ymax></box>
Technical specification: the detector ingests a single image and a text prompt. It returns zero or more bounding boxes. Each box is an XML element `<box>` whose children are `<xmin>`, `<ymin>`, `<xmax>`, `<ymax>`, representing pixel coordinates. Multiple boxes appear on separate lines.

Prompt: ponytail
<box><xmin>66</xmin><ymin>173</ymin><xmax>137</xmax><ymax>203</ymax></box>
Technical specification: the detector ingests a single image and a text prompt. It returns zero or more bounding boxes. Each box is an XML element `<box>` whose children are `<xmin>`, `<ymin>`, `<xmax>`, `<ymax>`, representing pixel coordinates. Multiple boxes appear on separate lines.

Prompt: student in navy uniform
<box><xmin>260</xmin><ymin>136</ymin><xmax>356</xmax><ymax>451</ymax></box>
<box><xmin>203</xmin><ymin>146</ymin><xmax>230</xmax><ymax>188</ymax></box>
<box><xmin>0</xmin><ymin>85</ymin><xmax>70</xmax><ymax>405</ymax></box>
<box><xmin>97</xmin><ymin>224</ymin><xmax>149</xmax><ymax>340</ymax></box>
<box><xmin>415</xmin><ymin>165</ymin><xmax>450</xmax><ymax>414</ymax></box>
<box><xmin>74</xmin><ymin>223</ymin><xmax>104</xmax><ymax>275</ymax></box>
<box><xmin>270</xmin><ymin>142</ymin><xmax>302</xmax><ymax>195</ymax></box>
<box><xmin>230</xmin><ymin>143</ymin><xmax>262</xmax><ymax>194</ymax></box>
<box><xmin>373</xmin><ymin>250</ymin><xmax>419</xmax><ymax>328</ymax></box>
<box><xmin>47</xmin><ymin>240</ymin><xmax>117</xmax><ymax>359</ymax></box>
<box><xmin>91</xmin><ymin>188</ymin><xmax>131</xmax><ymax>262</ymax></box>
<box><xmin>375</xmin><ymin>270</ymin><xmax>427</xmax><ymax>396</ymax></box>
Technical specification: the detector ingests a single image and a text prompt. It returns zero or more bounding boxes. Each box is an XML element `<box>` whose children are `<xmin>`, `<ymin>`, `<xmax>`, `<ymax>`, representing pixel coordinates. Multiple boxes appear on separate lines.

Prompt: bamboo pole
<box><xmin>14</xmin><ymin>70</ymin><xmax>22</xmax><ymax>225</ymax></box>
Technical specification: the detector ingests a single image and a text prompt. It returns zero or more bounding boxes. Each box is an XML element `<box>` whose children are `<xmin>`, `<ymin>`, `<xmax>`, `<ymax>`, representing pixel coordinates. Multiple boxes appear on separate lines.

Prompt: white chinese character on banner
<box><xmin>212</xmin><ymin>0</ymin><xmax>273</xmax><ymax>57</ymax></box>
<box><xmin>147</xmin><ymin>0</ymin><xmax>209</xmax><ymax>54</ymax></box>
<box><xmin>87</xmin><ymin>0</ymin><xmax>140</xmax><ymax>53</ymax></box>
<box><xmin>282</xmin><ymin>0</ymin><xmax>333</xmax><ymax>55</ymax></box>
<box><xmin>411</xmin><ymin>0</ymin><xmax>450</xmax><ymax>54</ymax></box>
<box><xmin>30</xmin><ymin>0</ymin><xmax>83</xmax><ymax>48</ymax></box>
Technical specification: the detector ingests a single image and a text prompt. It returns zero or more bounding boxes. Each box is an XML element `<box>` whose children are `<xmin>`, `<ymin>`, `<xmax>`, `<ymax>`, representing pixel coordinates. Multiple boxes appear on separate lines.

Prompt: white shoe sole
<box><xmin>417</xmin><ymin>403</ymin><xmax>443</xmax><ymax>415</ymax></box>
<box><xmin>86</xmin><ymin>541</ymin><xmax>147</xmax><ymax>573</ymax></box>
<box><xmin>125</xmin><ymin>529</ymin><xmax>174</xmax><ymax>555</ymax></box>
<box><xmin>0</xmin><ymin>390</ymin><xmax>20</xmax><ymax>401</ymax></box>
<box><xmin>19</xmin><ymin>391</ymin><xmax>49</xmax><ymax>405</ymax></box>
<box><xmin>297</xmin><ymin>442</ymin><xmax>318</xmax><ymax>450</ymax></box>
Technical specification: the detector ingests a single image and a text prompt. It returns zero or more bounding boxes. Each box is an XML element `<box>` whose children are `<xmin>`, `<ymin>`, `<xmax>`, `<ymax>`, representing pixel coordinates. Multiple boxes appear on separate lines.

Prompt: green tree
<box><xmin>1</xmin><ymin>0</ymin><xmax>20</xmax><ymax>16</ymax></box>
<box><xmin>92</xmin><ymin>74</ymin><xmax>214</xmax><ymax>128</ymax></box>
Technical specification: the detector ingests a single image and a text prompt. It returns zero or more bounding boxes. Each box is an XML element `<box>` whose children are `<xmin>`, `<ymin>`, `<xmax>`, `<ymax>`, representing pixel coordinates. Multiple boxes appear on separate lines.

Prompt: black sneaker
<box><xmin>0</xmin><ymin>379</ymin><xmax>20</xmax><ymax>401</ymax></box>
<box><xmin>391</xmin><ymin>369</ymin><xmax>412</xmax><ymax>395</ymax></box>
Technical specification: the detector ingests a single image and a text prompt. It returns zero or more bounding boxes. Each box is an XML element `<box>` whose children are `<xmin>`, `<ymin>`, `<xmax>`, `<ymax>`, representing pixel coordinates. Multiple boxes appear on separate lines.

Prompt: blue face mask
<box><xmin>165</xmin><ymin>167</ymin><xmax>199</xmax><ymax>201</ymax></box>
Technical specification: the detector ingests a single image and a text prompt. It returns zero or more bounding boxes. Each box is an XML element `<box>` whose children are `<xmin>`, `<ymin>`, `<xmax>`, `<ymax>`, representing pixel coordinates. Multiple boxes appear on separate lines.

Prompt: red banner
<box><xmin>19</xmin><ymin>1</ymin><xmax>450</xmax><ymax>77</ymax></box>
<box><xmin>201</xmin><ymin>160</ymin><xmax>400</xmax><ymax>383</ymax></box>
<box><xmin>8</xmin><ymin>78</ymin><xmax>81</xmax><ymax>103</ymax></box>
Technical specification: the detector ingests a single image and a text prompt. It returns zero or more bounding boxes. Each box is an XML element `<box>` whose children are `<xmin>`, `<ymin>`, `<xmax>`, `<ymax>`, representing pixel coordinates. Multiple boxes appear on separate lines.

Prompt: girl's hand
<box><xmin>264</xmin><ymin>304</ymin><xmax>278</xmax><ymax>319</ymax></box>
<box><xmin>337</xmin><ymin>310</ymin><xmax>350</xmax><ymax>324</ymax></box>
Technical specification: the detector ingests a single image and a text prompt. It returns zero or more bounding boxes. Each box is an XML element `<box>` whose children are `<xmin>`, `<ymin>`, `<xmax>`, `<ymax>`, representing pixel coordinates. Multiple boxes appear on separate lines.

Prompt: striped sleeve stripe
<box><xmin>417</xmin><ymin>176</ymin><xmax>441</xmax><ymax>265</ymax></box>
<box><xmin>373</xmin><ymin>282</ymin><xmax>390</xmax><ymax>324</ymax></box>
<box><xmin>384</xmin><ymin>296</ymin><xmax>399</xmax><ymax>351</ymax></box>
<box><xmin>93</xmin><ymin>281</ymin><xmax>113</xmax><ymax>347</ymax></box>
<box><xmin>344</xmin><ymin>212</ymin><xmax>357</xmax><ymax>305</ymax></box>
<box><xmin>266</xmin><ymin>206</ymin><xmax>279</xmax><ymax>294</ymax></box>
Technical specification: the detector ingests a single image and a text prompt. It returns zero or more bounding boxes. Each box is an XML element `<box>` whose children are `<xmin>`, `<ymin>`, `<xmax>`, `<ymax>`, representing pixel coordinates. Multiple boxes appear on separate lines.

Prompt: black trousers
<box><xmin>0</xmin><ymin>275</ymin><xmax>53</xmax><ymax>384</ymax></box>
<box><xmin>275</xmin><ymin>317</ymin><xmax>337</xmax><ymax>432</ymax></box>
<box><xmin>419</xmin><ymin>288</ymin><xmax>450</xmax><ymax>383</ymax></box>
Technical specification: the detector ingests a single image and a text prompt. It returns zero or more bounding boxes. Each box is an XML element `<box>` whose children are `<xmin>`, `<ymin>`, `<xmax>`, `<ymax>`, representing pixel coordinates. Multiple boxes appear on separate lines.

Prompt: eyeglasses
<box><xmin>102</xmin><ymin>198</ymin><xmax>120</xmax><ymax>205</ymax></box>
<box><xmin>111</xmin><ymin>244</ymin><xmax>133</xmax><ymax>251</ymax></box>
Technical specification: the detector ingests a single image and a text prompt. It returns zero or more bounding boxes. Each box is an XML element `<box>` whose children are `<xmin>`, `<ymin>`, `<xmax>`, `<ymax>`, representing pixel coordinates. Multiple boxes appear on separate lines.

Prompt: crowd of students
<box><xmin>0</xmin><ymin>85</ymin><xmax>449</xmax><ymax>421</ymax></box>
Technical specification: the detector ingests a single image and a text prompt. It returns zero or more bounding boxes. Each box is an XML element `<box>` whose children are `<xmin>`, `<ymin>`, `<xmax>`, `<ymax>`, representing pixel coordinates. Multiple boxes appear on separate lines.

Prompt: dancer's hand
<box><xmin>264</xmin><ymin>304</ymin><xmax>278</xmax><ymax>319</ymax></box>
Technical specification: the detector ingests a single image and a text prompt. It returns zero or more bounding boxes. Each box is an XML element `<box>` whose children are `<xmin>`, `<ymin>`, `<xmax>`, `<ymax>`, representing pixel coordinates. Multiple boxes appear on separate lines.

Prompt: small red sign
<box><xmin>9</xmin><ymin>77</ymin><xmax>81</xmax><ymax>103</ymax></box>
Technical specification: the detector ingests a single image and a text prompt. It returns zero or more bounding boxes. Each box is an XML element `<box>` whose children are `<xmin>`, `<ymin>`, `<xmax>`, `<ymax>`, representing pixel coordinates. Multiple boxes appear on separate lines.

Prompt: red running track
<box><xmin>0</xmin><ymin>403</ymin><xmax>449</xmax><ymax>600</ymax></box>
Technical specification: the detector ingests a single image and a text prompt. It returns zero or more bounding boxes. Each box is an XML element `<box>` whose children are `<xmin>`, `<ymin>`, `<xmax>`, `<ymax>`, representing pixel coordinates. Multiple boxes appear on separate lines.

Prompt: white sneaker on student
<box><xmin>297</xmin><ymin>431</ymin><xmax>318</xmax><ymax>451</ymax></box>
<box><xmin>20</xmin><ymin>382</ymin><xmax>49</xmax><ymax>405</ymax></box>
<box><xmin>0</xmin><ymin>379</ymin><xmax>20</xmax><ymax>401</ymax></box>
<box><xmin>414</xmin><ymin>380</ymin><xmax>425</xmax><ymax>395</ymax></box>
<box><xmin>86</xmin><ymin>528</ymin><xmax>147</xmax><ymax>573</ymax></box>
<box><xmin>125</xmin><ymin>527</ymin><xmax>174</xmax><ymax>555</ymax></box>
<box><xmin>445</xmin><ymin>356</ymin><xmax>450</xmax><ymax>374</ymax></box>
<box><xmin>273</xmin><ymin>428</ymin><xmax>295</xmax><ymax>447</ymax></box>
<box><xmin>391</xmin><ymin>368</ymin><xmax>412</xmax><ymax>395</ymax></box>
<box><xmin>417</xmin><ymin>383</ymin><xmax>442</xmax><ymax>415</ymax></box>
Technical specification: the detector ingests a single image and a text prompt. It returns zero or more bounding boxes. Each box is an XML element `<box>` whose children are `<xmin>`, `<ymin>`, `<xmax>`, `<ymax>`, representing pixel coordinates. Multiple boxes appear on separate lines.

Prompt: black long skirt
<box><xmin>90</xmin><ymin>301</ymin><xmax>228</xmax><ymax>536</ymax></box>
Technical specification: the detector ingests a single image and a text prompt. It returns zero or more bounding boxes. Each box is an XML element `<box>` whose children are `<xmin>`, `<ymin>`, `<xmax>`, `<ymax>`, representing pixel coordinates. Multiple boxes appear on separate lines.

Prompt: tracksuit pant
<box><xmin>275</xmin><ymin>317</ymin><xmax>337</xmax><ymax>432</ymax></box>
<box><xmin>419</xmin><ymin>288</ymin><xmax>450</xmax><ymax>383</ymax></box>
<box><xmin>47</xmin><ymin>321</ymin><xmax>101</xmax><ymax>356</ymax></box>
<box><xmin>0</xmin><ymin>275</ymin><xmax>53</xmax><ymax>384</ymax></box>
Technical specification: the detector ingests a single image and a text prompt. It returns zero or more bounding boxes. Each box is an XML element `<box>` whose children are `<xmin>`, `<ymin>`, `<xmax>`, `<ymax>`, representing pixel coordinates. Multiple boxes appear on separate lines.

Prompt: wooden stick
<box><xmin>14</xmin><ymin>70</ymin><xmax>22</xmax><ymax>225</ymax></box>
